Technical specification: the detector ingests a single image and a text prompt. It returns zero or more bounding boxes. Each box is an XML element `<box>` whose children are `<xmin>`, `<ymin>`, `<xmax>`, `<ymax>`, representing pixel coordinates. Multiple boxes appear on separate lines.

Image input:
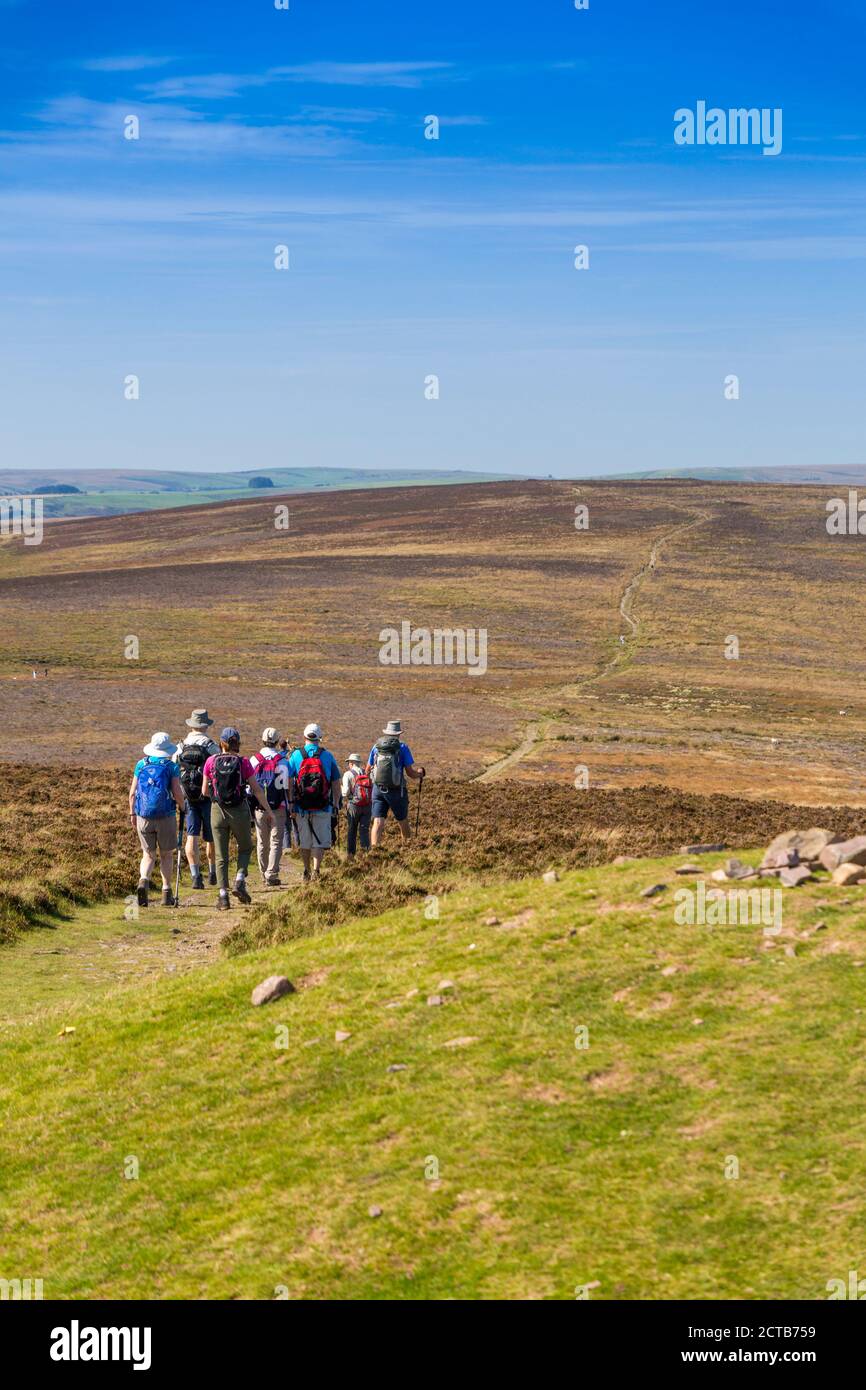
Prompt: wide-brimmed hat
<box><xmin>304</xmin><ymin>722</ymin><xmax>322</xmax><ymax>740</ymax></box>
<box><xmin>383</xmin><ymin>720</ymin><xmax>402</xmax><ymax>736</ymax></box>
<box><xmin>186</xmin><ymin>709</ymin><xmax>213</xmax><ymax>730</ymax></box>
<box><xmin>143</xmin><ymin>731</ymin><xmax>177</xmax><ymax>759</ymax></box>
<box><xmin>346</xmin><ymin>752</ymin><xmax>363</xmax><ymax>765</ymax></box>
<box><xmin>261</xmin><ymin>727</ymin><xmax>279</xmax><ymax>747</ymax></box>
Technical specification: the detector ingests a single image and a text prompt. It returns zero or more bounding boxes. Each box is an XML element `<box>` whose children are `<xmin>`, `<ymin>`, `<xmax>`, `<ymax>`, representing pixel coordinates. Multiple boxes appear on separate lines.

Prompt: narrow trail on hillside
<box><xmin>0</xmin><ymin>874</ymin><xmax>294</xmax><ymax>1027</ymax></box>
<box><xmin>475</xmin><ymin>505</ymin><xmax>712</xmax><ymax>783</ymax></box>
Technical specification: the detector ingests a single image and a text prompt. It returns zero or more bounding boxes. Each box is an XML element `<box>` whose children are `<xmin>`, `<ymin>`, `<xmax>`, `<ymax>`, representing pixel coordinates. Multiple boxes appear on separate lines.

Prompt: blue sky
<box><xmin>0</xmin><ymin>0</ymin><xmax>863</xmax><ymax>477</ymax></box>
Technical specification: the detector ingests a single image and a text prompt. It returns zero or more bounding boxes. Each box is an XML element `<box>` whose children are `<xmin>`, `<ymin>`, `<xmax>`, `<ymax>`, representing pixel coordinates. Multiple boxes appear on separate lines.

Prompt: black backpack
<box><xmin>178</xmin><ymin>743</ymin><xmax>208</xmax><ymax>805</ymax></box>
<box><xmin>373</xmin><ymin>736</ymin><xmax>403</xmax><ymax>790</ymax></box>
<box><xmin>212</xmin><ymin>753</ymin><xmax>245</xmax><ymax>808</ymax></box>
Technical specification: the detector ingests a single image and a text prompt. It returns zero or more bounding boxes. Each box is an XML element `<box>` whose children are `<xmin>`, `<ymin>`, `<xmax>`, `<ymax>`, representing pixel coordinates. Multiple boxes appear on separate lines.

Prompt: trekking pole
<box><xmin>415</xmin><ymin>770</ymin><xmax>425</xmax><ymax>836</ymax></box>
<box><xmin>173</xmin><ymin>806</ymin><xmax>184</xmax><ymax>907</ymax></box>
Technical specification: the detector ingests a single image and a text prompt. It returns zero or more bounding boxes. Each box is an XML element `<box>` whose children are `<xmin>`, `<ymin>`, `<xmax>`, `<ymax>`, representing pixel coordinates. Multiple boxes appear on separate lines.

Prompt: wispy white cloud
<box><xmin>3</xmin><ymin>96</ymin><xmax>354</xmax><ymax>159</ymax></box>
<box><xmin>141</xmin><ymin>60</ymin><xmax>454</xmax><ymax>100</ymax></box>
<box><xmin>81</xmin><ymin>55</ymin><xmax>175</xmax><ymax>73</ymax></box>
<box><xmin>271</xmin><ymin>61</ymin><xmax>453</xmax><ymax>87</ymax></box>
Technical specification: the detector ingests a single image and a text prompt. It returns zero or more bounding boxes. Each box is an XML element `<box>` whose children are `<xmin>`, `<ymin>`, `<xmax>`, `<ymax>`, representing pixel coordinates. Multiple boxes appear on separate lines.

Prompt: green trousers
<box><xmin>211</xmin><ymin>801</ymin><xmax>253</xmax><ymax>891</ymax></box>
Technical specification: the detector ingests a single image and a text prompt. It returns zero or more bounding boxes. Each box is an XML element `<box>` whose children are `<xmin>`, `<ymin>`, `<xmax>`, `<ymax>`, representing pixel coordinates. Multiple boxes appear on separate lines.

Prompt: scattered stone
<box><xmin>406</xmin><ymin>988</ymin><xmax>419</xmax><ymax>998</ymax></box>
<box><xmin>679</xmin><ymin>843</ymin><xmax>727</xmax><ymax>855</ymax></box>
<box><xmin>386</xmin><ymin>1063</ymin><xmax>407</xmax><ymax>1073</ymax></box>
<box><xmin>692</xmin><ymin>1018</ymin><xmax>704</xmax><ymax>1027</ymax></box>
<box><xmin>542</xmin><ymin>870</ymin><xmax>559</xmax><ymax>884</ymax></box>
<box><xmin>57</xmin><ymin>1025</ymin><xmax>76</xmax><ymax>1038</ymax></box>
<box><xmin>612</xmin><ymin>855</ymin><xmax>637</xmax><ymax>865</ymax></box>
<box><xmin>675</xmin><ymin>864</ymin><xmax>702</xmax><ymax>875</ymax></box>
<box><xmin>483</xmin><ymin>915</ymin><xmax>500</xmax><ymax>926</ymax></box>
<box><xmin>660</xmin><ymin>965</ymin><xmax>680</xmax><ymax>977</ymax></box>
<box><xmin>819</xmin><ymin>836</ymin><xmax>866</xmax><ymax>873</ymax></box>
<box><xmin>710</xmin><ymin>868</ymin><xmax>728</xmax><ymax>882</ymax></box>
<box><xmin>784</xmin><ymin>945</ymin><xmax>797</xmax><ymax>958</ymax></box>
<box><xmin>251</xmin><ymin>975</ymin><xmax>295</xmax><ymax>1007</ymax></box>
<box><xmin>779</xmin><ymin>865</ymin><xmax>813</xmax><ymax>888</ymax></box>
<box><xmin>427</xmin><ymin>994</ymin><xmax>446</xmax><ymax>1007</ymax></box>
<box><xmin>832</xmin><ymin>864</ymin><xmax>866</xmax><ymax>886</ymax></box>
<box><xmin>442</xmin><ymin>1036</ymin><xmax>479</xmax><ymax>1048</ymax></box>
<box><xmin>368</xmin><ymin>1205</ymin><xmax>383</xmax><ymax>1219</ymax></box>
<box><xmin>761</xmin><ymin>828</ymin><xmax>838</xmax><ymax>871</ymax></box>
<box><xmin>334</xmin><ymin>1030</ymin><xmax>352</xmax><ymax>1043</ymax></box>
<box><xmin>813</xmin><ymin>921</ymin><xmax>828</xmax><ymax>931</ymax></box>
<box><xmin>723</xmin><ymin>858</ymin><xmax>758</xmax><ymax>880</ymax></box>
<box><xmin>304</xmin><ymin>1038</ymin><xmax>321</xmax><ymax>1047</ymax></box>
<box><xmin>640</xmin><ymin>884</ymin><xmax>665</xmax><ymax>899</ymax></box>
<box><xmin>437</xmin><ymin>979</ymin><xmax>455</xmax><ymax>992</ymax></box>
<box><xmin>500</xmin><ymin>908</ymin><xmax>537</xmax><ymax>930</ymax></box>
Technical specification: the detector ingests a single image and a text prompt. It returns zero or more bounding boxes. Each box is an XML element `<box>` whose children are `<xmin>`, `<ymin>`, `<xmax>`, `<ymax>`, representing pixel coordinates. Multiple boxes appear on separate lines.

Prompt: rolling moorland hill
<box><xmin>0</xmin><ymin>477</ymin><xmax>863</xmax><ymax>804</ymax></box>
<box><xmin>0</xmin><ymin>466</ymin><xmax>515</xmax><ymax>519</ymax></box>
<box><xmin>3</xmin><ymin>849</ymin><xmax>866</xmax><ymax>1299</ymax></box>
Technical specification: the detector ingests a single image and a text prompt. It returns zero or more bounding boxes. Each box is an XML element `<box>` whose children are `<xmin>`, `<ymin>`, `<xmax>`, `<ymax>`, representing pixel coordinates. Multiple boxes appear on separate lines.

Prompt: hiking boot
<box><xmin>232</xmin><ymin>880</ymin><xmax>252</xmax><ymax>905</ymax></box>
<box><xmin>265</xmin><ymin>875</ymin><xmax>281</xmax><ymax>887</ymax></box>
<box><xmin>216</xmin><ymin>892</ymin><xmax>230</xmax><ymax>911</ymax></box>
<box><xmin>302</xmin><ymin>869</ymin><xmax>311</xmax><ymax>882</ymax></box>
<box><xmin>137</xmin><ymin>880</ymin><xmax>149</xmax><ymax>909</ymax></box>
<box><xmin>161</xmin><ymin>887</ymin><xmax>174</xmax><ymax>908</ymax></box>
<box><xmin>208</xmin><ymin>868</ymin><xmax>217</xmax><ymax>886</ymax></box>
<box><xmin>192</xmin><ymin>872</ymin><xmax>205</xmax><ymax>890</ymax></box>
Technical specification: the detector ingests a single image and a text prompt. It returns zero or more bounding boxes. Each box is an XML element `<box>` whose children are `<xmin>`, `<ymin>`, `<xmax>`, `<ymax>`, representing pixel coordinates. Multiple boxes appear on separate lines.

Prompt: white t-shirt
<box><xmin>177</xmin><ymin>732</ymin><xmax>219</xmax><ymax>757</ymax></box>
<box><xmin>341</xmin><ymin>768</ymin><xmax>357</xmax><ymax>798</ymax></box>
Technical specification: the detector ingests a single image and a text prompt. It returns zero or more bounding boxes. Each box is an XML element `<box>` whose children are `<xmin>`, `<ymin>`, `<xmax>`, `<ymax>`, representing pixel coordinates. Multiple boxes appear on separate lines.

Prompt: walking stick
<box><xmin>415</xmin><ymin>770</ymin><xmax>425</xmax><ymax>835</ymax></box>
<box><xmin>173</xmin><ymin>806</ymin><xmax>184</xmax><ymax>907</ymax></box>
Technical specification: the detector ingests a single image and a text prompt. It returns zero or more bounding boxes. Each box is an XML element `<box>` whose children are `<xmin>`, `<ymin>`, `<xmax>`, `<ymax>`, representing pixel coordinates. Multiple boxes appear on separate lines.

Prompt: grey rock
<box><xmin>819</xmin><ymin>836</ymin><xmax>866</xmax><ymax>873</ymax></box>
<box><xmin>251</xmin><ymin>975</ymin><xmax>295</xmax><ymax>1007</ymax></box>
<box><xmin>779</xmin><ymin>865</ymin><xmax>813</xmax><ymax>888</ymax></box>
<box><xmin>640</xmin><ymin>884</ymin><xmax>666</xmax><ymax>898</ymax></box>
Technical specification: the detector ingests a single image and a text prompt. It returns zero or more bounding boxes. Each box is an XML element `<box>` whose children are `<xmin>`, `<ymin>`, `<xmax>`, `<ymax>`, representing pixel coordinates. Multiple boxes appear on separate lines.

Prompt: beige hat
<box><xmin>346</xmin><ymin>753</ymin><xmax>363</xmax><ymax>765</ymax></box>
<box><xmin>261</xmin><ymin>727</ymin><xmax>279</xmax><ymax>747</ymax></box>
<box><xmin>186</xmin><ymin>709</ymin><xmax>213</xmax><ymax>730</ymax></box>
<box><xmin>304</xmin><ymin>722</ymin><xmax>322</xmax><ymax>740</ymax></box>
<box><xmin>383</xmin><ymin>720</ymin><xmax>402</xmax><ymax>736</ymax></box>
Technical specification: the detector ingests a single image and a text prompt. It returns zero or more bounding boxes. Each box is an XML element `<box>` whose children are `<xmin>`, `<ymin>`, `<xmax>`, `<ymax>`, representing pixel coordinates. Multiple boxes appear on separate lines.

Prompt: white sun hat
<box><xmin>304</xmin><ymin>722</ymin><xmax>322</xmax><ymax>739</ymax></box>
<box><xmin>142</xmin><ymin>731</ymin><xmax>177</xmax><ymax>759</ymax></box>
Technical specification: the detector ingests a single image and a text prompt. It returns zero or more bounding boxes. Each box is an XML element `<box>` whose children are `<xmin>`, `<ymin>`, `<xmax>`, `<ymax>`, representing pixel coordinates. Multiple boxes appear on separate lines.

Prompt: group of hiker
<box><xmin>128</xmin><ymin>710</ymin><xmax>425</xmax><ymax>908</ymax></box>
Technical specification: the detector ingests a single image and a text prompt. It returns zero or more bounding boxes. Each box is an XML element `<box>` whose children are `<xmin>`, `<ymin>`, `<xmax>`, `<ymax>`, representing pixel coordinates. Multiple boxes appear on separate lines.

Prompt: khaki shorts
<box><xmin>137</xmin><ymin>815</ymin><xmax>177</xmax><ymax>855</ymax></box>
<box><xmin>296</xmin><ymin>810</ymin><xmax>333</xmax><ymax>850</ymax></box>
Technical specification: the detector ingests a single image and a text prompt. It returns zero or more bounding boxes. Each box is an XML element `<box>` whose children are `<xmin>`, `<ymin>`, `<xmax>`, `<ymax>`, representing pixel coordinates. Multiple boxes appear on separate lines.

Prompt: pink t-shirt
<box><xmin>203</xmin><ymin>754</ymin><xmax>256</xmax><ymax>794</ymax></box>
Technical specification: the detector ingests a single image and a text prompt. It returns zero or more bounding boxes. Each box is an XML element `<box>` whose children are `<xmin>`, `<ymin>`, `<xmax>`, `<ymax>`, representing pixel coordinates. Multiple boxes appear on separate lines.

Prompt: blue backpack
<box><xmin>135</xmin><ymin>760</ymin><xmax>175</xmax><ymax>819</ymax></box>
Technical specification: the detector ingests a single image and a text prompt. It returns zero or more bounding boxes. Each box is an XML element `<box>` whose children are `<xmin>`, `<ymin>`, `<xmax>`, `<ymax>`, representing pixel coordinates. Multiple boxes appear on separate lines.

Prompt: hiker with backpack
<box><xmin>128</xmin><ymin>732</ymin><xmax>186</xmax><ymax>908</ymax></box>
<box><xmin>367</xmin><ymin>720</ymin><xmax>425</xmax><ymax>846</ymax></box>
<box><xmin>201</xmin><ymin>727</ymin><xmax>274</xmax><ymax>910</ymax></box>
<box><xmin>176</xmin><ymin>709</ymin><xmax>219</xmax><ymax>890</ymax></box>
<box><xmin>248</xmin><ymin>727</ymin><xmax>290</xmax><ymax>885</ymax></box>
<box><xmin>287</xmin><ymin>723</ymin><xmax>341</xmax><ymax>880</ymax></box>
<box><xmin>342</xmin><ymin>753</ymin><xmax>372</xmax><ymax>856</ymax></box>
<box><xmin>279</xmin><ymin>738</ymin><xmax>302</xmax><ymax>853</ymax></box>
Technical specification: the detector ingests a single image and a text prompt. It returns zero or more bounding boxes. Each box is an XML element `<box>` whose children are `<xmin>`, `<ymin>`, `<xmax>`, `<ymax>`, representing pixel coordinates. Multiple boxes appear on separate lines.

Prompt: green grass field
<box><xmin>2</xmin><ymin>851</ymin><xmax>865</xmax><ymax>1300</ymax></box>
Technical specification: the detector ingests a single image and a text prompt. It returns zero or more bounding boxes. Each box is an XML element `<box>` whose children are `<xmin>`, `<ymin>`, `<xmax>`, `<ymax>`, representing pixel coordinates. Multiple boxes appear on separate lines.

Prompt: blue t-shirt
<box><xmin>133</xmin><ymin>755</ymin><xmax>178</xmax><ymax>778</ymax></box>
<box><xmin>368</xmin><ymin>741</ymin><xmax>414</xmax><ymax>771</ymax></box>
<box><xmin>287</xmin><ymin>743</ymin><xmax>340</xmax><ymax>811</ymax></box>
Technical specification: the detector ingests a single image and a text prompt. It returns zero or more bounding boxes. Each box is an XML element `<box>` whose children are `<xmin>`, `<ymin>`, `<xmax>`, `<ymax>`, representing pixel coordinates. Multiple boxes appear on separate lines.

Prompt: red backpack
<box><xmin>295</xmin><ymin>750</ymin><xmax>331</xmax><ymax>811</ymax></box>
<box><xmin>350</xmin><ymin>772</ymin><xmax>372</xmax><ymax>810</ymax></box>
